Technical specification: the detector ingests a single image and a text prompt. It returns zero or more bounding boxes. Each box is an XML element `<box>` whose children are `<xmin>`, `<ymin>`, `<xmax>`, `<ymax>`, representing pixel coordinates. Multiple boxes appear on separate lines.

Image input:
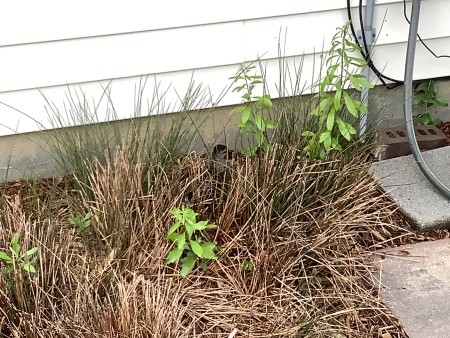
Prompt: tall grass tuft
<box><xmin>0</xmin><ymin>139</ymin><xmax>412</xmax><ymax>337</ymax></box>
<box><xmin>0</xmin><ymin>56</ymin><xmax>415</xmax><ymax>337</ymax></box>
<box><xmin>42</xmin><ymin>78</ymin><xmax>218</xmax><ymax>198</ymax></box>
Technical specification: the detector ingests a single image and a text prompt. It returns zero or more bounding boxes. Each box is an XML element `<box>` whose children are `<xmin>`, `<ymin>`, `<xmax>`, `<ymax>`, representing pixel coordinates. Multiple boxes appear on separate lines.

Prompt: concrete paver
<box><xmin>375</xmin><ymin>125</ymin><xmax>447</xmax><ymax>160</ymax></box>
<box><xmin>369</xmin><ymin>146</ymin><xmax>450</xmax><ymax>230</ymax></box>
<box><xmin>371</xmin><ymin>239</ymin><xmax>450</xmax><ymax>338</ymax></box>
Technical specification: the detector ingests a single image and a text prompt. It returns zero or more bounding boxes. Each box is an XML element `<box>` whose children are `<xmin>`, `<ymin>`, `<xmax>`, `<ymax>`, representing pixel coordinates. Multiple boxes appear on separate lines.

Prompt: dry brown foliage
<box><xmin>0</xmin><ymin>144</ymin><xmax>447</xmax><ymax>337</ymax></box>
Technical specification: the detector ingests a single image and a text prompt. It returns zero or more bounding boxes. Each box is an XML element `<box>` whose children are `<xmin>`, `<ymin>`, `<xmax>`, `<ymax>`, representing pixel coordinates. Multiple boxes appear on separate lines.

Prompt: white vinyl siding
<box><xmin>0</xmin><ymin>0</ymin><xmax>449</xmax><ymax>135</ymax></box>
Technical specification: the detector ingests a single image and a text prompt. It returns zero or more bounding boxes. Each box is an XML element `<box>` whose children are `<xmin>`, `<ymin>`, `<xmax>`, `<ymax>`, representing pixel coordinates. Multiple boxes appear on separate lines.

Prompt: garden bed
<box><xmin>1</xmin><ymin>140</ymin><xmax>450</xmax><ymax>337</ymax></box>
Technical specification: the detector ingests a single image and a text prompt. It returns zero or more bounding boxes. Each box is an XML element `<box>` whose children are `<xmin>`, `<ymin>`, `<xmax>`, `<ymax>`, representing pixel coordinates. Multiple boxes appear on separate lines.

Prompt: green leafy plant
<box><xmin>241</xmin><ymin>259</ymin><xmax>254</xmax><ymax>271</ymax></box>
<box><xmin>166</xmin><ymin>206</ymin><xmax>218</xmax><ymax>276</ymax></box>
<box><xmin>413</xmin><ymin>79</ymin><xmax>448</xmax><ymax>125</ymax></box>
<box><xmin>303</xmin><ymin>22</ymin><xmax>373</xmax><ymax>159</ymax></box>
<box><xmin>230</xmin><ymin>64</ymin><xmax>277</xmax><ymax>156</ymax></box>
<box><xmin>0</xmin><ymin>233</ymin><xmax>38</xmax><ymax>289</ymax></box>
<box><xmin>69</xmin><ymin>212</ymin><xmax>92</xmax><ymax>231</ymax></box>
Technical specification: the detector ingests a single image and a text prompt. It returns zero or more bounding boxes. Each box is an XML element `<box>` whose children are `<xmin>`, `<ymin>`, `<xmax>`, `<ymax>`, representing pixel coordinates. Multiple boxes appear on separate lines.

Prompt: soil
<box><xmin>437</xmin><ymin>121</ymin><xmax>450</xmax><ymax>144</ymax></box>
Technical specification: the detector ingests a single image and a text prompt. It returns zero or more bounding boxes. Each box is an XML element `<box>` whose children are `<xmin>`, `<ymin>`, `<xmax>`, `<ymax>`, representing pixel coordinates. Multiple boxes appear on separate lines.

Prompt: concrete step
<box><xmin>369</xmin><ymin>146</ymin><xmax>450</xmax><ymax>230</ymax></box>
<box><xmin>371</xmin><ymin>239</ymin><xmax>450</xmax><ymax>338</ymax></box>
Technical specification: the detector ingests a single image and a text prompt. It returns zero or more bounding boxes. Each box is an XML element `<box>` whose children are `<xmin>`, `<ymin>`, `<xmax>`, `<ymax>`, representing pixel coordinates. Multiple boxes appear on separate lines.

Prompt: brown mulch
<box><xmin>437</xmin><ymin>121</ymin><xmax>450</xmax><ymax>144</ymax></box>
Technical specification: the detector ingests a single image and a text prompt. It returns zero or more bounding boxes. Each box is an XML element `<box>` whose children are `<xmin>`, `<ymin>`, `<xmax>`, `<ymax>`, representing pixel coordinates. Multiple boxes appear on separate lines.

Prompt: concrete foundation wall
<box><xmin>0</xmin><ymin>104</ymin><xmax>244</xmax><ymax>181</ymax></box>
<box><xmin>369</xmin><ymin>77</ymin><xmax>450</xmax><ymax>129</ymax></box>
<box><xmin>3</xmin><ymin>77</ymin><xmax>450</xmax><ymax>182</ymax></box>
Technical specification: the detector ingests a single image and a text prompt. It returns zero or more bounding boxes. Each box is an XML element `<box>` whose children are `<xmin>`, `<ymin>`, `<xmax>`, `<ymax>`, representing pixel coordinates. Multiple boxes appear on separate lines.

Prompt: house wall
<box><xmin>0</xmin><ymin>0</ymin><xmax>449</xmax><ymax>137</ymax></box>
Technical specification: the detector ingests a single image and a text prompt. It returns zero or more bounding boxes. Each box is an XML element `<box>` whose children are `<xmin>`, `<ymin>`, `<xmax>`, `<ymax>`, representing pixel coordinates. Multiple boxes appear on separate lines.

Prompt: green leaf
<box><xmin>319</xmin><ymin>131</ymin><xmax>332</xmax><ymax>150</ymax></box>
<box><xmin>167</xmin><ymin>222</ymin><xmax>182</xmax><ymax>236</ymax></box>
<box><xmin>355</xmin><ymin>100</ymin><xmax>369</xmax><ymax>114</ymax></box>
<box><xmin>232</xmin><ymin>85</ymin><xmax>245</xmax><ymax>93</ymax></box>
<box><xmin>327</xmin><ymin>63</ymin><xmax>339</xmax><ymax>76</ymax></box>
<box><xmin>348</xmin><ymin>75</ymin><xmax>361</xmax><ymax>91</ymax></box>
<box><xmin>343</xmin><ymin>92</ymin><xmax>358</xmax><ymax>117</ymax></box>
<box><xmin>176</xmin><ymin>233</ymin><xmax>186</xmax><ymax>250</ymax></box>
<box><xmin>180</xmin><ymin>252</ymin><xmax>197</xmax><ymax>276</ymax></box>
<box><xmin>350</xmin><ymin>75</ymin><xmax>373</xmax><ymax>90</ymax></box>
<box><xmin>419</xmin><ymin>113</ymin><xmax>432</xmax><ymax>125</ymax></box>
<box><xmin>343</xmin><ymin>52</ymin><xmax>350</xmax><ymax>67</ymax></box>
<box><xmin>265</xmin><ymin>120</ymin><xmax>276</xmax><ymax>129</ymax></box>
<box><xmin>256</xmin><ymin>95</ymin><xmax>272</xmax><ymax>108</ymax></box>
<box><xmin>170</xmin><ymin>207</ymin><xmax>182</xmax><ymax>219</ymax></box>
<box><xmin>349</xmin><ymin>58</ymin><xmax>367</xmax><ymax>68</ymax></box>
<box><xmin>243</xmin><ymin>146</ymin><xmax>258</xmax><ymax>156</ymax></box>
<box><xmin>11</xmin><ymin>233</ymin><xmax>20</xmax><ymax>255</ymax></box>
<box><xmin>11</xmin><ymin>233</ymin><xmax>19</xmax><ymax>245</ymax></box>
<box><xmin>189</xmin><ymin>240</ymin><xmax>204</xmax><ymax>258</ymax></box>
<box><xmin>191</xmin><ymin>220</ymin><xmax>207</xmax><ymax>231</ymax></box>
<box><xmin>184</xmin><ymin>224</ymin><xmax>194</xmax><ymax>240</ymax></box>
<box><xmin>255</xmin><ymin>132</ymin><xmax>264</xmax><ymax>147</ymax></box>
<box><xmin>22</xmin><ymin>262</ymin><xmax>36</xmax><ymax>274</ymax></box>
<box><xmin>415</xmin><ymin>81</ymin><xmax>430</xmax><ymax>93</ymax></box>
<box><xmin>83</xmin><ymin>212</ymin><xmax>92</xmax><ymax>221</ymax></box>
<box><xmin>232</xmin><ymin>106</ymin><xmax>247</xmax><ymax>114</ymax></box>
<box><xmin>24</xmin><ymin>247</ymin><xmax>38</xmax><ymax>257</ymax></box>
<box><xmin>254</xmin><ymin>114</ymin><xmax>264</xmax><ymax>131</ymax></box>
<box><xmin>326</xmin><ymin>109</ymin><xmax>335</xmax><ymax>131</ymax></box>
<box><xmin>241</xmin><ymin>106</ymin><xmax>251</xmax><ymax>123</ymax></box>
<box><xmin>314</xmin><ymin>97</ymin><xmax>332</xmax><ymax>116</ymax></box>
<box><xmin>0</xmin><ymin>251</ymin><xmax>12</xmax><ymax>263</ymax></box>
<box><xmin>205</xmin><ymin>223</ymin><xmax>217</xmax><ymax>229</ymax></box>
<box><xmin>345</xmin><ymin>39</ymin><xmax>361</xmax><ymax>50</ymax></box>
<box><xmin>335</xmin><ymin>117</ymin><xmax>356</xmax><ymax>141</ymax></box>
<box><xmin>237</xmin><ymin>120</ymin><xmax>253</xmax><ymax>131</ymax></box>
<box><xmin>245</xmin><ymin>65</ymin><xmax>256</xmax><ymax>71</ymax></box>
<box><xmin>185</xmin><ymin>208</ymin><xmax>197</xmax><ymax>221</ymax></box>
<box><xmin>431</xmin><ymin>117</ymin><xmax>441</xmax><ymax>125</ymax></box>
<box><xmin>241</xmin><ymin>259</ymin><xmax>253</xmax><ymax>270</ymax></box>
<box><xmin>166</xmin><ymin>246</ymin><xmax>184</xmax><ymax>264</ymax></box>
<box><xmin>412</xmin><ymin>98</ymin><xmax>424</xmax><ymax>107</ymax></box>
<box><xmin>242</xmin><ymin>93</ymin><xmax>251</xmax><ymax>101</ymax></box>
<box><xmin>302</xmin><ymin>131</ymin><xmax>316</xmax><ymax>137</ymax></box>
<box><xmin>201</xmin><ymin>242</ymin><xmax>218</xmax><ymax>260</ymax></box>
<box><xmin>68</xmin><ymin>216</ymin><xmax>80</xmax><ymax>226</ymax></box>
<box><xmin>166</xmin><ymin>232</ymin><xmax>179</xmax><ymax>241</ymax></box>
<box><xmin>334</xmin><ymin>83</ymin><xmax>342</xmax><ymax>110</ymax></box>
<box><xmin>432</xmin><ymin>97</ymin><xmax>448</xmax><ymax>107</ymax></box>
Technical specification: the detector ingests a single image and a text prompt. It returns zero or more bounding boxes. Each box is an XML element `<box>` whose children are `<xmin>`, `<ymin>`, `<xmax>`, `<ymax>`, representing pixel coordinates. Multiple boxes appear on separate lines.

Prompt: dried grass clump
<box><xmin>0</xmin><ymin>144</ymin><xmax>417</xmax><ymax>337</ymax></box>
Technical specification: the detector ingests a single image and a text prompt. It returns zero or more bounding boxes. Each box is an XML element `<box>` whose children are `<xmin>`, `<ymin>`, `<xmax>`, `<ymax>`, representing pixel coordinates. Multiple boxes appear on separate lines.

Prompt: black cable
<box><xmin>348</xmin><ymin>0</ymin><xmax>450</xmax><ymax>88</ymax></box>
<box><xmin>358</xmin><ymin>0</ymin><xmax>403</xmax><ymax>87</ymax></box>
<box><xmin>402</xmin><ymin>0</ymin><xmax>450</xmax><ymax>59</ymax></box>
<box><xmin>346</xmin><ymin>0</ymin><xmax>403</xmax><ymax>88</ymax></box>
<box><xmin>404</xmin><ymin>0</ymin><xmax>450</xmax><ymax>199</ymax></box>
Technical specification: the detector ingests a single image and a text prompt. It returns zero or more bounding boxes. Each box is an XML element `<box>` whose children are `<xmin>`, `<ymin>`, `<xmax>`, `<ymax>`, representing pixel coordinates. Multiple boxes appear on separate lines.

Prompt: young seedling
<box><xmin>230</xmin><ymin>64</ymin><xmax>276</xmax><ymax>156</ymax></box>
<box><xmin>413</xmin><ymin>79</ymin><xmax>448</xmax><ymax>125</ymax></box>
<box><xmin>303</xmin><ymin>22</ymin><xmax>373</xmax><ymax>159</ymax></box>
<box><xmin>69</xmin><ymin>212</ymin><xmax>92</xmax><ymax>232</ymax></box>
<box><xmin>166</xmin><ymin>206</ymin><xmax>218</xmax><ymax>276</ymax></box>
<box><xmin>241</xmin><ymin>259</ymin><xmax>254</xmax><ymax>271</ymax></box>
<box><xmin>0</xmin><ymin>233</ymin><xmax>38</xmax><ymax>289</ymax></box>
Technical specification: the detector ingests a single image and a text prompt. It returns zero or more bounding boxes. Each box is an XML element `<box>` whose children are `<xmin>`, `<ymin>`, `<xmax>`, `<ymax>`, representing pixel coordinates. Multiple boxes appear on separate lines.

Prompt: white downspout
<box><xmin>359</xmin><ymin>0</ymin><xmax>375</xmax><ymax>139</ymax></box>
